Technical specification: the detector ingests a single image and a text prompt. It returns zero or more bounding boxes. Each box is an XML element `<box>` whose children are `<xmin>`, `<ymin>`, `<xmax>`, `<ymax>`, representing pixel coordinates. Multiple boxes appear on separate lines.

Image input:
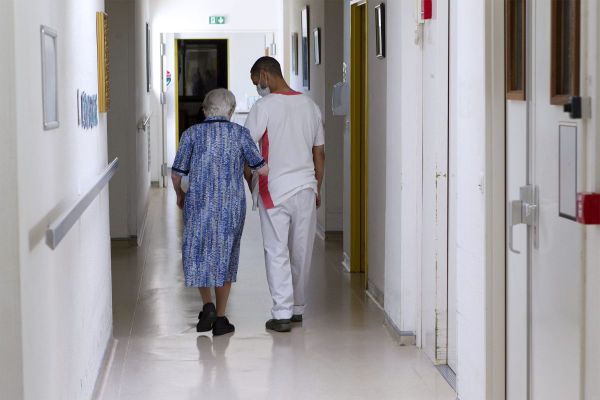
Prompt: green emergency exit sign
<box><xmin>209</xmin><ymin>16</ymin><xmax>226</xmax><ymax>25</ymax></box>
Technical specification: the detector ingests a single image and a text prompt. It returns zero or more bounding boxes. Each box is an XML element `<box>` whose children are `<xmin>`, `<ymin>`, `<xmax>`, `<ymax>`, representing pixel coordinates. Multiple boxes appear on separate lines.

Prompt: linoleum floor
<box><xmin>99</xmin><ymin>188</ymin><xmax>456</xmax><ymax>400</ymax></box>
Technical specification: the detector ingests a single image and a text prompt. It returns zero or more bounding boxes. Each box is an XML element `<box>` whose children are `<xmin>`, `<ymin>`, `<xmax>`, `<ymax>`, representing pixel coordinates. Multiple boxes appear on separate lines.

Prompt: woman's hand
<box><xmin>172</xmin><ymin>172</ymin><xmax>186</xmax><ymax>210</ymax></box>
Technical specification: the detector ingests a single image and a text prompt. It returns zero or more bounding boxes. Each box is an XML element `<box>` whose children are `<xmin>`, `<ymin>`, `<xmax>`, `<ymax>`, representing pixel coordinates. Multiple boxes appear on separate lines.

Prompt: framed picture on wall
<box><xmin>40</xmin><ymin>25</ymin><xmax>59</xmax><ymax>130</ymax></box>
<box><xmin>96</xmin><ymin>12</ymin><xmax>110</xmax><ymax>112</ymax></box>
<box><xmin>292</xmin><ymin>33</ymin><xmax>299</xmax><ymax>75</ymax></box>
<box><xmin>146</xmin><ymin>23</ymin><xmax>151</xmax><ymax>92</ymax></box>
<box><xmin>313</xmin><ymin>28</ymin><xmax>321</xmax><ymax>65</ymax></box>
<box><xmin>301</xmin><ymin>6</ymin><xmax>310</xmax><ymax>89</ymax></box>
<box><xmin>375</xmin><ymin>3</ymin><xmax>386</xmax><ymax>59</ymax></box>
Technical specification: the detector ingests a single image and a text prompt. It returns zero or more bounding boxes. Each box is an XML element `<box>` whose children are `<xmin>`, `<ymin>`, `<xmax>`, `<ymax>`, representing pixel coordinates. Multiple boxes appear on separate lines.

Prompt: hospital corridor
<box><xmin>2</xmin><ymin>1</ymin><xmax>600</xmax><ymax>400</ymax></box>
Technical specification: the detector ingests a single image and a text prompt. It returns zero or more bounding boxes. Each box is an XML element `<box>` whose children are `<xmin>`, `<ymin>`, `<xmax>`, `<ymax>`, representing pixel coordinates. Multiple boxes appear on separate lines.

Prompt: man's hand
<box><xmin>312</xmin><ymin>145</ymin><xmax>325</xmax><ymax>209</ymax></box>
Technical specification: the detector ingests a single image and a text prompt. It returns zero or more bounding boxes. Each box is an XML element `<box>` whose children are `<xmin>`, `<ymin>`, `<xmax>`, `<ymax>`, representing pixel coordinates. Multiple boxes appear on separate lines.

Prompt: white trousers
<box><xmin>259</xmin><ymin>189</ymin><xmax>317</xmax><ymax>319</ymax></box>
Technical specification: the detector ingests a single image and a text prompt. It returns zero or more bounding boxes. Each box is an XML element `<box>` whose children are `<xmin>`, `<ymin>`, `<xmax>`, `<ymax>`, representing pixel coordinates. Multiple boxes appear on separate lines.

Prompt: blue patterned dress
<box><xmin>172</xmin><ymin>117</ymin><xmax>265</xmax><ymax>288</ymax></box>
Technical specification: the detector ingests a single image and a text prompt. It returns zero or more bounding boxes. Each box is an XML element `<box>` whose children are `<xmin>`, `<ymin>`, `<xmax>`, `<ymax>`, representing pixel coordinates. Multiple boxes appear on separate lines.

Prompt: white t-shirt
<box><xmin>245</xmin><ymin>91</ymin><xmax>325</xmax><ymax>209</ymax></box>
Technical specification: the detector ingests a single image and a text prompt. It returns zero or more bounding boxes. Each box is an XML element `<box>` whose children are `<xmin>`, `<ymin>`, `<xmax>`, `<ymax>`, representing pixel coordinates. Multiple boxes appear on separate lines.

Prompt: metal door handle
<box><xmin>508</xmin><ymin>185</ymin><xmax>538</xmax><ymax>255</ymax></box>
<box><xmin>508</xmin><ymin>199</ymin><xmax>523</xmax><ymax>254</ymax></box>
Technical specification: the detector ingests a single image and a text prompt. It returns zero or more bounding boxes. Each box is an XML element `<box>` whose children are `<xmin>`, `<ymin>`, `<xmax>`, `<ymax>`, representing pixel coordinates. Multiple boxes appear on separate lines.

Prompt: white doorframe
<box><xmin>484</xmin><ymin>0</ymin><xmax>506</xmax><ymax>398</ymax></box>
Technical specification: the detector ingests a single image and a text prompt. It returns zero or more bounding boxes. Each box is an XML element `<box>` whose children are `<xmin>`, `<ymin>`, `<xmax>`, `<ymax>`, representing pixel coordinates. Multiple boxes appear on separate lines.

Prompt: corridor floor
<box><xmin>99</xmin><ymin>188</ymin><xmax>456</xmax><ymax>400</ymax></box>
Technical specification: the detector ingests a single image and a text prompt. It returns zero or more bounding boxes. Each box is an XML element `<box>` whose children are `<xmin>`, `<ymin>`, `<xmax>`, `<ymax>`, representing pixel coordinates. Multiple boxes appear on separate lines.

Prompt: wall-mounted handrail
<box><xmin>46</xmin><ymin>158</ymin><xmax>119</xmax><ymax>249</ymax></box>
<box><xmin>138</xmin><ymin>112</ymin><xmax>152</xmax><ymax>131</ymax></box>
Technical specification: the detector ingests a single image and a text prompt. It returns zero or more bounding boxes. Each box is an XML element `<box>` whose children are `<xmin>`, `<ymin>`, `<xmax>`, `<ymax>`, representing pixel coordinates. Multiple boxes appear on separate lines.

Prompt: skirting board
<box><xmin>136</xmin><ymin>206</ymin><xmax>149</xmax><ymax>247</ymax></box>
<box><xmin>435</xmin><ymin>364</ymin><xmax>457</xmax><ymax>392</ymax></box>
<box><xmin>384</xmin><ymin>315</ymin><xmax>417</xmax><ymax>346</ymax></box>
<box><xmin>92</xmin><ymin>337</ymin><xmax>117</xmax><ymax>400</ymax></box>
<box><xmin>316</xmin><ymin>224</ymin><xmax>343</xmax><ymax>242</ymax></box>
<box><xmin>342</xmin><ymin>252</ymin><xmax>351</xmax><ymax>272</ymax></box>
<box><xmin>366</xmin><ymin>280</ymin><xmax>385</xmax><ymax>309</ymax></box>
<box><xmin>316</xmin><ymin>223</ymin><xmax>326</xmax><ymax>240</ymax></box>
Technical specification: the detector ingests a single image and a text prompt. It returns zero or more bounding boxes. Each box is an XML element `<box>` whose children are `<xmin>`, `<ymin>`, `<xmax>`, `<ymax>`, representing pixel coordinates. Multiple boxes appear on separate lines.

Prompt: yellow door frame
<box><xmin>174</xmin><ymin>39</ymin><xmax>180</xmax><ymax>148</ymax></box>
<box><xmin>350</xmin><ymin>1</ymin><xmax>368</xmax><ymax>275</ymax></box>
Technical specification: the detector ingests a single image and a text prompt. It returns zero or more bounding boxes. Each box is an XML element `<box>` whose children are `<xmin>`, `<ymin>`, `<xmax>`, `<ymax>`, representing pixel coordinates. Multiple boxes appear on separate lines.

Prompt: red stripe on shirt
<box><xmin>259</xmin><ymin>130</ymin><xmax>275</xmax><ymax>209</ymax></box>
<box><xmin>275</xmin><ymin>90</ymin><xmax>302</xmax><ymax>96</ymax></box>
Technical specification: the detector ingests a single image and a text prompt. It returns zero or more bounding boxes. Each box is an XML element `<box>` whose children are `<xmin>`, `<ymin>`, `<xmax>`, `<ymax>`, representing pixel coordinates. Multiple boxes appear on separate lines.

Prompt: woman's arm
<box><xmin>244</xmin><ymin>164</ymin><xmax>253</xmax><ymax>191</ymax></box>
<box><xmin>241</xmin><ymin>128</ymin><xmax>268</xmax><ymax>177</ymax></box>
<box><xmin>171</xmin><ymin>128</ymin><xmax>194</xmax><ymax>210</ymax></box>
<box><xmin>171</xmin><ymin>173</ymin><xmax>185</xmax><ymax>210</ymax></box>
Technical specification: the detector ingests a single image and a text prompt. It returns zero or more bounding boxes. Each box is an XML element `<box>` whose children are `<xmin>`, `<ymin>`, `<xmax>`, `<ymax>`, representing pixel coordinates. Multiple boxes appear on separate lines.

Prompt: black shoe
<box><xmin>291</xmin><ymin>314</ymin><xmax>303</xmax><ymax>323</ymax></box>
<box><xmin>213</xmin><ymin>316</ymin><xmax>235</xmax><ymax>336</ymax></box>
<box><xmin>196</xmin><ymin>303</ymin><xmax>217</xmax><ymax>332</ymax></box>
<box><xmin>266</xmin><ymin>319</ymin><xmax>292</xmax><ymax>332</ymax></box>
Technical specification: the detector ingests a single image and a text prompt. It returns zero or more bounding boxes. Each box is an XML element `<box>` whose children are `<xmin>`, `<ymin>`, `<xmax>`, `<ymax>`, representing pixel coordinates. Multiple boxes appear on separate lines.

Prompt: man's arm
<box><xmin>312</xmin><ymin>145</ymin><xmax>325</xmax><ymax>208</ymax></box>
<box><xmin>171</xmin><ymin>173</ymin><xmax>185</xmax><ymax>210</ymax></box>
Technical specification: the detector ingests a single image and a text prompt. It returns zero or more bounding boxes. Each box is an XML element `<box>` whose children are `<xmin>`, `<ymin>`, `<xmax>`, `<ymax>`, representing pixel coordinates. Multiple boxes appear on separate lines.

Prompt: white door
<box><xmin>420</xmin><ymin>0</ymin><xmax>452</xmax><ymax>366</ymax></box>
<box><xmin>506</xmin><ymin>1</ymin><xmax>586</xmax><ymax>399</ymax></box>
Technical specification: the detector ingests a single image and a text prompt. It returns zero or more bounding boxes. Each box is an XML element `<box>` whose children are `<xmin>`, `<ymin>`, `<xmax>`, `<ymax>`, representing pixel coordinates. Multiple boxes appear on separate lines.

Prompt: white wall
<box><xmin>0</xmin><ymin>0</ymin><xmax>24</xmax><ymax>398</ymax></box>
<box><xmin>106</xmin><ymin>0</ymin><xmax>151</xmax><ymax>240</ymax></box>
<box><xmin>451</xmin><ymin>1</ymin><xmax>488</xmax><ymax>398</ymax></box>
<box><xmin>366</xmin><ymin>0</ymin><xmax>387</xmax><ymax>304</ymax></box>
<box><xmin>107</xmin><ymin>1</ymin><xmax>136</xmax><ymax>238</ymax></box>
<box><xmin>149</xmin><ymin>0</ymin><xmax>285</xmax><ymax>183</ymax></box>
<box><xmin>342</xmin><ymin>0</ymin><xmax>351</xmax><ymax>264</ymax></box>
<box><xmin>384</xmin><ymin>1</ymin><xmax>421</xmax><ymax>335</ymax></box>
<box><xmin>14</xmin><ymin>0</ymin><xmax>113</xmax><ymax>398</ymax></box>
<box><xmin>134</xmin><ymin>0</ymin><xmax>152</xmax><ymax>242</ymax></box>
<box><xmin>322</xmin><ymin>1</ymin><xmax>345</xmax><ymax>233</ymax></box>
<box><xmin>284</xmin><ymin>0</ymin><xmax>344</xmax><ymax>234</ymax></box>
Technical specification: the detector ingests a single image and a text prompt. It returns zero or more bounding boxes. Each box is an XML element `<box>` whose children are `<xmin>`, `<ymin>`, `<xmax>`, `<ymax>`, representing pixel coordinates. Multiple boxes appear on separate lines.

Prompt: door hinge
<box><xmin>160</xmin><ymin>42</ymin><xmax>166</xmax><ymax>57</ymax></box>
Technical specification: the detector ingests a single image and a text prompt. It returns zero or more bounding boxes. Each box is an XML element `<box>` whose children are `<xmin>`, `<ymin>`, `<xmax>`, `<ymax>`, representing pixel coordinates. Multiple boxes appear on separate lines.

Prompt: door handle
<box><xmin>508</xmin><ymin>185</ymin><xmax>538</xmax><ymax>254</ymax></box>
<box><xmin>509</xmin><ymin>199</ymin><xmax>523</xmax><ymax>254</ymax></box>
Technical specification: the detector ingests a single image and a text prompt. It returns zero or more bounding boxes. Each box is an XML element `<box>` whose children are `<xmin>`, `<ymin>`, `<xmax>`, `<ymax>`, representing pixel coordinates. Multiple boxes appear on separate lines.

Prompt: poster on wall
<box><xmin>375</xmin><ymin>3</ymin><xmax>386</xmax><ymax>59</ymax></box>
<box><xmin>78</xmin><ymin>90</ymin><xmax>99</xmax><ymax>130</ymax></box>
<box><xmin>301</xmin><ymin>6</ymin><xmax>310</xmax><ymax>89</ymax></box>
<box><xmin>96</xmin><ymin>12</ymin><xmax>110</xmax><ymax>112</ymax></box>
<box><xmin>41</xmin><ymin>25</ymin><xmax>59</xmax><ymax>130</ymax></box>
<box><xmin>313</xmin><ymin>28</ymin><xmax>321</xmax><ymax>65</ymax></box>
<box><xmin>146</xmin><ymin>23</ymin><xmax>151</xmax><ymax>92</ymax></box>
<box><xmin>292</xmin><ymin>32</ymin><xmax>299</xmax><ymax>76</ymax></box>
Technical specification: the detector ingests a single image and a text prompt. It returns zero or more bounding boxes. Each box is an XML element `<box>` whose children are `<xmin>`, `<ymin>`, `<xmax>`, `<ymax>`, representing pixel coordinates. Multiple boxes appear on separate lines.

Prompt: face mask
<box><xmin>256</xmin><ymin>84</ymin><xmax>271</xmax><ymax>97</ymax></box>
<box><xmin>256</xmin><ymin>74</ymin><xmax>271</xmax><ymax>97</ymax></box>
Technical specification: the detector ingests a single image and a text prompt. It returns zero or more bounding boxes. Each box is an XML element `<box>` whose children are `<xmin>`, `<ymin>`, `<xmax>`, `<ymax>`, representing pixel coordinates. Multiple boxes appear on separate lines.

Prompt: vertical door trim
<box><xmin>485</xmin><ymin>0</ymin><xmax>507</xmax><ymax>398</ymax></box>
<box><xmin>350</xmin><ymin>2</ymin><xmax>368</xmax><ymax>275</ymax></box>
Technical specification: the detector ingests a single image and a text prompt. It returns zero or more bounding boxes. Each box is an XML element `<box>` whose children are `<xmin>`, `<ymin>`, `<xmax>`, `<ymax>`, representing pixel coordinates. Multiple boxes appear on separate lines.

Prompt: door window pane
<box><xmin>506</xmin><ymin>0</ymin><xmax>526</xmax><ymax>100</ymax></box>
<box><xmin>551</xmin><ymin>0</ymin><xmax>580</xmax><ymax>105</ymax></box>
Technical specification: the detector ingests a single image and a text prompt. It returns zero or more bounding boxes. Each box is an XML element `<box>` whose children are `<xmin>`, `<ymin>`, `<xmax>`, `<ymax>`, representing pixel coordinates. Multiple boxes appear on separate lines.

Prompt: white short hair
<box><xmin>203</xmin><ymin>89</ymin><xmax>236</xmax><ymax>118</ymax></box>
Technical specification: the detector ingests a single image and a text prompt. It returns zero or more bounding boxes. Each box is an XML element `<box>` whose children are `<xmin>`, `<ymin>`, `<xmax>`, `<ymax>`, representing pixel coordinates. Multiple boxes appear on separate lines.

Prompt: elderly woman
<box><xmin>171</xmin><ymin>88</ymin><xmax>268</xmax><ymax>336</ymax></box>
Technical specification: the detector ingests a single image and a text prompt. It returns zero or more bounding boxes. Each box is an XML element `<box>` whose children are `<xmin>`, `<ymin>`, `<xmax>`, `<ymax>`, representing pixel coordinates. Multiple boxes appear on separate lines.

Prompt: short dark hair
<box><xmin>251</xmin><ymin>56</ymin><xmax>283</xmax><ymax>77</ymax></box>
